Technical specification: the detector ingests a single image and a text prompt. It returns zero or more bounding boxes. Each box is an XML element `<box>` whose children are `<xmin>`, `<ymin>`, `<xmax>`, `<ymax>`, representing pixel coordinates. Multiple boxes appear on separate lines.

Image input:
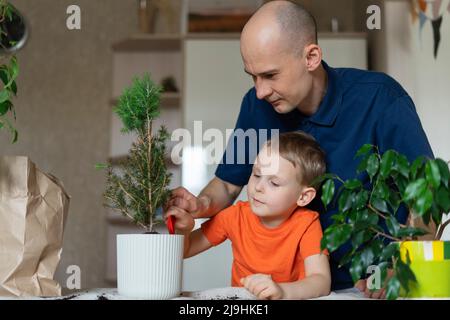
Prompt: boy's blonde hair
<box><xmin>266</xmin><ymin>131</ymin><xmax>326</xmax><ymax>186</ymax></box>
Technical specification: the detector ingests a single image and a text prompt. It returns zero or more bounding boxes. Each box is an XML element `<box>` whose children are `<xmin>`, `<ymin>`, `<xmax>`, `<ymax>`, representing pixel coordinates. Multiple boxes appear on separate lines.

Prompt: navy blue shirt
<box><xmin>215</xmin><ymin>61</ymin><xmax>434</xmax><ymax>290</ymax></box>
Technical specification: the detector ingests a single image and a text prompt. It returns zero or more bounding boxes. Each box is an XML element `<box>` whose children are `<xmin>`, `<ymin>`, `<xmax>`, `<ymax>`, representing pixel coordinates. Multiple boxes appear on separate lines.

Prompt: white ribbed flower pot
<box><xmin>117</xmin><ymin>234</ymin><xmax>184</xmax><ymax>299</ymax></box>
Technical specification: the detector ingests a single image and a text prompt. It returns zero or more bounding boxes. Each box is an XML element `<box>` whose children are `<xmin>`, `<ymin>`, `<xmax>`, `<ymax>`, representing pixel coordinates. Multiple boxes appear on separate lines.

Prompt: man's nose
<box><xmin>255</xmin><ymin>79</ymin><xmax>272</xmax><ymax>100</ymax></box>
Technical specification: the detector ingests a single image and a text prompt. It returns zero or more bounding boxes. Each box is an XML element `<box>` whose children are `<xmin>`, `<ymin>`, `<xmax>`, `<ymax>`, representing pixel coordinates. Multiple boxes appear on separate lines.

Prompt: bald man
<box><xmin>167</xmin><ymin>1</ymin><xmax>433</xmax><ymax>298</ymax></box>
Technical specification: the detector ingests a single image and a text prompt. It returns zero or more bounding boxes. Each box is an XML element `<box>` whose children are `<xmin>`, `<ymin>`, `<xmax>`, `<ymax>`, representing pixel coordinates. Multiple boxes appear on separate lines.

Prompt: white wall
<box><xmin>385</xmin><ymin>0</ymin><xmax>450</xmax><ymax>160</ymax></box>
<box><xmin>182</xmin><ymin>39</ymin><xmax>253</xmax><ymax>290</ymax></box>
<box><xmin>384</xmin><ymin>0</ymin><xmax>450</xmax><ymax>239</ymax></box>
<box><xmin>319</xmin><ymin>35</ymin><xmax>368</xmax><ymax>69</ymax></box>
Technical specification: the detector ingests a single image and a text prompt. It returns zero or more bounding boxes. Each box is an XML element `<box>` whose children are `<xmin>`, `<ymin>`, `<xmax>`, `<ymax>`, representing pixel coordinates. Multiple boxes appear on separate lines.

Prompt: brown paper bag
<box><xmin>0</xmin><ymin>156</ymin><xmax>70</xmax><ymax>297</ymax></box>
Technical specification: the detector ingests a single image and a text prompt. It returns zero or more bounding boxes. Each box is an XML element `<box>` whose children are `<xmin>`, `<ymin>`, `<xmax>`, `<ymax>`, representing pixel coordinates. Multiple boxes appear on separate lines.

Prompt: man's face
<box><xmin>247</xmin><ymin>147</ymin><xmax>304</xmax><ymax>225</ymax></box>
<box><xmin>241</xmin><ymin>38</ymin><xmax>311</xmax><ymax>114</ymax></box>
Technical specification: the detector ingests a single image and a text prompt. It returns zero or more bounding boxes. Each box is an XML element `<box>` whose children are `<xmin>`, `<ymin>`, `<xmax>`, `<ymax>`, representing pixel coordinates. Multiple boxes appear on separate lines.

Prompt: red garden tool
<box><xmin>167</xmin><ymin>215</ymin><xmax>175</xmax><ymax>234</ymax></box>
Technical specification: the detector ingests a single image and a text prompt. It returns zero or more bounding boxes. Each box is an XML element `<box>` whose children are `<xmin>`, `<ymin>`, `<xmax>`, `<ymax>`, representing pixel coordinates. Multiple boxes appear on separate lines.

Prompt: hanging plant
<box><xmin>0</xmin><ymin>0</ymin><xmax>21</xmax><ymax>143</ymax></box>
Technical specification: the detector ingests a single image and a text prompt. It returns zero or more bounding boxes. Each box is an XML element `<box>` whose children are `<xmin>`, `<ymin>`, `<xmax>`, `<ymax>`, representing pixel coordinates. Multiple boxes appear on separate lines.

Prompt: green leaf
<box><xmin>385</xmin><ymin>275</ymin><xmax>401</xmax><ymax>300</ymax></box>
<box><xmin>321</xmin><ymin>224</ymin><xmax>352</xmax><ymax>252</ymax></box>
<box><xmin>377</xmin><ymin>262</ymin><xmax>390</xmax><ymax>286</ymax></box>
<box><xmin>10</xmin><ymin>80</ymin><xmax>17</xmax><ymax>96</ymax></box>
<box><xmin>403</xmin><ymin>178</ymin><xmax>427</xmax><ymax>202</ymax></box>
<box><xmin>436</xmin><ymin>158</ymin><xmax>450</xmax><ymax>188</ymax></box>
<box><xmin>370</xmin><ymin>238</ymin><xmax>385</xmax><ymax>258</ymax></box>
<box><xmin>396</xmin><ymin>175</ymin><xmax>409</xmax><ymax>195</ymax></box>
<box><xmin>387</xmin><ymin>191</ymin><xmax>401</xmax><ymax>214</ymax></box>
<box><xmin>0</xmin><ymin>100</ymin><xmax>11</xmax><ymax>116</ymax></box>
<box><xmin>338</xmin><ymin>189</ymin><xmax>354</xmax><ymax>212</ymax></box>
<box><xmin>436</xmin><ymin>185</ymin><xmax>450</xmax><ymax>213</ymax></box>
<box><xmin>0</xmin><ymin>68</ymin><xmax>9</xmax><ymax>85</ymax></box>
<box><xmin>396</xmin><ymin>227</ymin><xmax>428</xmax><ymax>238</ymax></box>
<box><xmin>354</xmin><ymin>190</ymin><xmax>369</xmax><ymax>210</ymax></box>
<box><xmin>344</xmin><ymin>179</ymin><xmax>362</xmax><ymax>190</ymax></box>
<box><xmin>371</xmin><ymin>197</ymin><xmax>390</xmax><ymax>214</ymax></box>
<box><xmin>355</xmin><ymin>144</ymin><xmax>373</xmax><ymax>158</ymax></box>
<box><xmin>351</xmin><ymin>229</ymin><xmax>373</xmax><ymax>248</ymax></box>
<box><xmin>396</xmin><ymin>258</ymin><xmax>416</xmax><ymax>292</ymax></box>
<box><xmin>380</xmin><ymin>242</ymin><xmax>400</xmax><ymax>261</ymax></box>
<box><xmin>351</xmin><ymin>230</ymin><xmax>365</xmax><ymax>248</ymax></box>
<box><xmin>366</xmin><ymin>153</ymin><xmax>379</xmax><ymax>181</ymax></box>
<box><xmin>380</xmin><ymin>150</ymin><xmax>396</xmax><ymax>178</ymax></box>
<box><xmin>321</xmin><ymin>179</ymin><xmax>335</xmax><ymax>207</ymax></box>
<box><xmin>410</xmin><ymin>156</ymin><xmax>426</xmax><ymax>180</ymax></box>
<box><xmin>338</xmin><ymin>249</ymin><xmax>356</xmax><ymax>268</ymax></box>
<box><xmin>0</xmin><ymin>90</ymin><xmax>9</xmax><ymax>104</ymax></box>
<box><xmin>311</xmin><ymin>173</ymin><xmax>337</xmax><ymax>188</ymax></box>
<box><xmin>357</xmin><ymin>155</ymin><xmax>369</xmax><ymax>174</ymax></box>
<box><xmin>12</xmin><ymin>129</ymin><xmax>18</xmax><ymax>143</ymax></box>
<box><xmin>331</xmin><ymin>212</ymin><xmax>345</xmax><ymax>223</ymax></box>
<box><xmin>422</xmin><ymin>210</ymin><xmax>431</xmax><ymax>225</ymax></box>
<box><xmin>425</xmin><ymin>160</ymin><xmax>441</xmax><ymax>189</ymax></box>
<box><xmin>394</xmin><ymin>154</ymin><xmax>410</xmax><ymax>179</ymax></box>
<box><xmin>374</xmin><ymin>181</ymin><xmax>390</xmax><ymax>199</ymax></box>
<box><xmin>354</xmin><ymin>209</ymin><xmax>379</xmax><ymax>228</ymax></box>
<box><xmin>385</xmin><ymin>215</ymin><xmax>401</xmax><ymax>237</ymax></box>
<box><xmin>9</xmin><ymin>56</ymin><xmax>18</xmax><ymax>80</ymax></box>
<box><xmin>359</xmin><ymin>245</ymin><xmax>376</xmax><ymax>272</ymax></box>
<box><xmin>430</xmin><ymin>202</ymin><xmax>443</xmax><ymax>227</ymax></box>
<box><xmin>349</xmin><ymin>253</ymin><xmax>364</xmax><ymax>283</ymax></box>
<box><xmin>413</xmin><ymin>188</ymin><xmax>433</xmax><ymax>216</ymax></box>
<box><xmin>95</xmin><ymin>163</ymin><xmax>109</xmax><ymax>170</ymax></box>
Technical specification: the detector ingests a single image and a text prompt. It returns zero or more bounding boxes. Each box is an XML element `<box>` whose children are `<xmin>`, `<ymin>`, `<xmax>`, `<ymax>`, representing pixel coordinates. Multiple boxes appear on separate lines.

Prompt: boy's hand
<box><xmin>240</xmin><ymin>274</ymin><xmax>283</xmax><ymax>300</ymax></box>
<box><xmin>164</xmin><ymin>206</ymin><xmax>195</xmax><ymax>233</ymax></box>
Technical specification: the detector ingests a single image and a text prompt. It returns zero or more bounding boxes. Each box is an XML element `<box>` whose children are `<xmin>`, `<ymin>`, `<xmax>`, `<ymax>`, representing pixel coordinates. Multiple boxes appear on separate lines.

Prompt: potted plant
<box><xmin>318</xmin><ymin>144</ymin><xmax>450</xmax><ymax>299</ymax></box>
<box><xmin>99</xmin><ymin>74</ymin><xmax>183</xmax><ymax>299</ymax></box>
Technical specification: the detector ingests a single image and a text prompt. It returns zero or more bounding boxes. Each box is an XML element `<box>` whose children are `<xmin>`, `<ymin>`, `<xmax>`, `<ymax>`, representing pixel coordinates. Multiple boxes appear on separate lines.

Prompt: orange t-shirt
<box><xmin>201</xmin><ymin>201</ymin><xmax>327</xmax><ymax>287</ymax></box>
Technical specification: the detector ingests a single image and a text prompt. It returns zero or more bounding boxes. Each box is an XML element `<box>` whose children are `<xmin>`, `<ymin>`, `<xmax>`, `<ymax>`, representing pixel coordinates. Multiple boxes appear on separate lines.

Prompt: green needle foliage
<box><xmin>317</xmin><ymin>144</ymin><xmax>450</xmax><ymax>299</ymax></box>
<box><xmin>101</xmin><ymin>74</ymin><xmax>172</xmax><ymax>232</ymax></box>
<box><xmin>0</xmin><ymin>0</ymin><xmax>19</xmax><ymax>143</ymax></box>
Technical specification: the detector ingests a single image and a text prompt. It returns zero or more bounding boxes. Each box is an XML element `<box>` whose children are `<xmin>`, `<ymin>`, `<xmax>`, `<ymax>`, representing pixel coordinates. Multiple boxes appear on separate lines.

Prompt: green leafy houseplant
<box><xmin>0</xmin><ymin>0</ymin><xmax>19</xmax><ymax>142</ymax></box>
<box><xmin>319</xmin><ymin>144</ymin><xmax>450</xmax><ymax>299</ymax></box>
<box><xmin>99</xmin><ymin>74</ymin><xmax>172</xmax><ymax>232</ymax></box>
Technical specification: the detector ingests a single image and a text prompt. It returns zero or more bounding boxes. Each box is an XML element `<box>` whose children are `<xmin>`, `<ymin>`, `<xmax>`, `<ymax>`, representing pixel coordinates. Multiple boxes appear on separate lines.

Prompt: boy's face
<box><xmin>247</xmin><ymin>147</ymin><xmax>311</xmax><ymax>226</ymax></box>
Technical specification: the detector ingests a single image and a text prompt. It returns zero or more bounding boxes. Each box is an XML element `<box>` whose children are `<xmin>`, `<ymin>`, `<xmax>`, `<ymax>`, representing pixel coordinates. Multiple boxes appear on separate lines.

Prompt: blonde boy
<box><xmin>166</xmin><ymin>132</ymin><xmax>330</xmax><ymax>299</ymax></box>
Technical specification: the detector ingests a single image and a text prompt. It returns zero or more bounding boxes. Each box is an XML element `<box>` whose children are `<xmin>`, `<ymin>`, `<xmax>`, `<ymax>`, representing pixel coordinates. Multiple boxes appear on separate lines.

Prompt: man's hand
<box><xmin>240</xmin><ymin>274</ymin><xmax>283</xmax><ymax>300</ymax></box>
<box><xmin>164</xmin><ymin>206</ymin><xmax>195</xmax><ymax>234</ymax></box>
<box><xmin>165</xmin><ymin>187</ymin><xmax>209</xmax><ymax>219</ymax></box>
<box><xmin>354</xmin><ymin>269</ymin><xmax>394</xmax><ymax>299</ymax></box>
<box><xmin>355</xmin><ymin>279</ymin><xmax>386</xmax><ymax>299</ymax></box>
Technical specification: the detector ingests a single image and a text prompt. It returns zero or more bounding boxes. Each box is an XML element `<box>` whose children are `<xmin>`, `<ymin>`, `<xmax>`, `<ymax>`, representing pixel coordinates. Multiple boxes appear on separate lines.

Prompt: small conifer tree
<box><xmin>100</xmin><ymin>74</ymin><xmax>172</xmax><ymax>232</ymax></box>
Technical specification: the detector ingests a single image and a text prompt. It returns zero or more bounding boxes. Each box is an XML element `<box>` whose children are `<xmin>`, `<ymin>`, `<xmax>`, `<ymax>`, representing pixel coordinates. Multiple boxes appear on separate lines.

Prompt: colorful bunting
<box><xmin>411</xmin><ymin>0</ymin><xmax>449</xmax><ymax>59</ymax></box>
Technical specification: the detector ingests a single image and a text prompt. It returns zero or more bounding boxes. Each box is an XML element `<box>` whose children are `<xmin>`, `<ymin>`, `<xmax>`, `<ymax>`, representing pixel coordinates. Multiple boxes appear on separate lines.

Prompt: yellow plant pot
<box><xmin>399</xmin><ymin>241</ymin><xmax>450</xmax><ymax>298</ymax></box>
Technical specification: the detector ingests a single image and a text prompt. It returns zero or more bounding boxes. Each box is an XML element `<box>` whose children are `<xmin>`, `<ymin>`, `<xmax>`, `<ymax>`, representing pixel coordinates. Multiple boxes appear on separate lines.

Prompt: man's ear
<box><xmin>297</xmin><ymin>187</ymin><xmax>317</xmax><ymax>207</ymax></box>
<box><xmin>304</xmin><ymin>44</ymin><xmax>322</xmax><ymax>71</ymax></box>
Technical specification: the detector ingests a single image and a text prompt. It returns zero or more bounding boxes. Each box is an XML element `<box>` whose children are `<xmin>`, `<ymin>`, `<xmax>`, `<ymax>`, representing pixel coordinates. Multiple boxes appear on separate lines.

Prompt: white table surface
<box><xmin>0</xmin><ymin>287</ymin><xmax>369</xmax><ymax>300</ymax></box>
